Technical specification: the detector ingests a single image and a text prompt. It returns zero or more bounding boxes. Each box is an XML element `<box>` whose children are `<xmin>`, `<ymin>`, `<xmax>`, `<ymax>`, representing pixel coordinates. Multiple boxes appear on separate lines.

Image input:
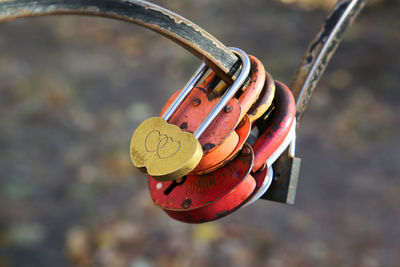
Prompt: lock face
<box><xmin>149</xmin><ymin>143</ymin><xmax>256</xmax><ymax>223</ymax></box>
<box><xmin>237</xmin><ymin>55</ymin><xmax>267</xmax><ymax>121</ymax></box>
<box><xmin>130</xmin><ymin>117</ymin><xmax>203</xmax><ymax>181</ymax></box>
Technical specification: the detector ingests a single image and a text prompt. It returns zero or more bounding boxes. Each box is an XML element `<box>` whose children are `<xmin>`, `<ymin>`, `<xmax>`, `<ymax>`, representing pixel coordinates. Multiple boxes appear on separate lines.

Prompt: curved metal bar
<box><xmin>0</xmin><ymin>0</ymin><xmax>239</xmax><ymax>83</ymax></box>
<box><xmin>289</xmin><ymin>0</ymin><xmax>368</xmax><ymax>122</ymax></box>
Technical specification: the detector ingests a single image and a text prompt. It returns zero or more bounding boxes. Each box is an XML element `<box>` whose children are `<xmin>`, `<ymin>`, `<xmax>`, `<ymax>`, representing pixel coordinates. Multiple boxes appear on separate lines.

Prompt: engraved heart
<box><xmin>157</xmin><ymin>136</ymin><xmax>181</xmax><ymax>159</ymax></box>
<box><xmin>145</xmin><ymin>130</ymin><xmax>168</xmax><ymax>153</ymax></box>
<box><xmin>144</xmin><ymin>130</ymin><xmax>180</xmax><ymax>159</ymax></box>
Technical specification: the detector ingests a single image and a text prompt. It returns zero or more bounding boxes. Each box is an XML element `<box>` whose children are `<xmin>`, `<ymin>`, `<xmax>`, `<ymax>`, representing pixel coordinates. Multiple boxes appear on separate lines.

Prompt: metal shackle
<box><xmin>162</xmin><ymin>47</ymin><xmax>251</xmax><ymax>139</ymax></box>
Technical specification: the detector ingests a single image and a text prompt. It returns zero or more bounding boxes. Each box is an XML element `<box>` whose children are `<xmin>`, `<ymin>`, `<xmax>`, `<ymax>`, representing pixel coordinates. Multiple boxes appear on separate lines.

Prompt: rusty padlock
<box><xmin>251</xmin><ymin>80</ymin><xmax>297</xmax><ymax>172</ymax></box>
<box><xmin>244</xmin><ymin>80</ymin><xmax>297</xmax><ymax>206</ymax></box>
<box><xmin>160</xmin><ymin>54</ymin><xmax>268</xmax><ymax>175</ymax></box>
<box><xmin>148</xmin><ymin>78</ymin><xmax>296</xmax><ymax>223</ymax></box>
<box><xmin>130</xmin><ymin>48</ymin><xmax>251</xmax><ymax>181</ymax></box>
<box><xmin>149</xmin><ymin>143</ymin><xmax>256</xmax><ymax>223</ymax></box>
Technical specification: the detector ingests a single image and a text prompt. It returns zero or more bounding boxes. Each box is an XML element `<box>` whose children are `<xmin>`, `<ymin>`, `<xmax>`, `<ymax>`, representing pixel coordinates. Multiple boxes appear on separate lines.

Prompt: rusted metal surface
<box><xmin>290</xmin><ymin>0</ymin><xmax>368</xmax><ymax>122</ymax></box>
<box><xmin>252</xmin><ymin>81</ymin><xmax>296</xmax><ymax>172</ymax></box>
<box><xmin>193</xmin><ymin>114</ymin><xmax>251</xmax><ymax>175</ymax></box>
<box><xmin>130</xmin><ymin>116</ymin><xmax>204</xmax><ymax>181</ymax></box>
<box><xmin>237</xmin><ymin>55</ymin><xmax>266</xmax><ymax>121</ymax></box>
<box><xmin>160</xmin><ymin>55</ymin><xmax>264</xmax><ymax>175</ymax></box>
<box><xmin>0</xmin><ymin>0</ymin><xmax>239</xmax><ymax>84</ymax></box>
<box><xmin>161</xmin><ymin>87</ymin><xmax>241</xmax><ymax>173</ymax></box>
<box><xmin>247</xmin><ymin>71</ymin><xmax>276</xmax><ymax>123</ymax></box>
<box><xmin>149</xmin><ymin>144</ymin><xmax>255</xmax><ymax>223</ymax></box>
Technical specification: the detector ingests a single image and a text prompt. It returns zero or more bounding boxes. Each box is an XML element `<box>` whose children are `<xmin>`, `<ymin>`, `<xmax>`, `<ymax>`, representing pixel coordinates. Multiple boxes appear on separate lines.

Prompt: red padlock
<box><xmin>252</xmin><ymin>81</ymin><xmax>296</xmax><ymax>172</ymax></box>
<box><xmin>148</xmin><ymin>78</ymin><xmax>296</xmax><ymax>223</ymax></box>
<box><xmin>242</xmin><ymin>80</ymin><xmax>296</xmax><ymax>207</ymax></box>
<box><xmin>150</xmin><ymin>143</ymin><xmax>256</xmax><ymax>223</ymax></box>
<box><xmin>160</xmin><ymin>55</ymin><xmax>266</xmax><ymax>175</ymax></box>
<box><xmin>200</xmin><ymin>71</ymin><xmax>277</xmax><ymax>175</ymax></box>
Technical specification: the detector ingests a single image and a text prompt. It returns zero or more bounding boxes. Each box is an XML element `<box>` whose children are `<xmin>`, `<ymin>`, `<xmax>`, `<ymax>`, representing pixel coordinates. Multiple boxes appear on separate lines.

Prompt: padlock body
<box><xmin>161</xmin><ymin>87</ymin><xmax>242</xmax><ymax>174</ymax></box>
<box><xmin>130</xmin><ymin>117</ymin><xmax>203</xmax><ymax>181</ymax></box>
<box><xmin>252</xmin><ymin>81</ymin><xmax>296</xmax><ymax>172</ymax></box>
<box><xmin>192</xmin><ymin>114</ymin><xmax>251</xmax><ymax>175</ymax></box>
<box><xmin>247</xmin><ymin>71</ymin><xmax>276</xmax><ymax>123</ymax></box>
<box><xmin>149</xmin><ymin>144</ymin><xmax>256</xmax><ymax>223</ymax></box>
<box><xmin>160</xmin><ymin>55</ymin><xmax>266</xmax><ymax>174</ymax></box>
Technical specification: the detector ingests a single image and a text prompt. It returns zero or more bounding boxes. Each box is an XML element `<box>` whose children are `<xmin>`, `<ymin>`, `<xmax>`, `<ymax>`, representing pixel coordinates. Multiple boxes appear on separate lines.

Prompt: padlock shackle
<box><xmin>162</xmin><ymin>47</ymin><xmax>250</xmax><ymax>139</ymax></box>
<box><xmin>162</xmin><ymin>63</ymin><xmax>208</xmax><ymax>121</ymax></box>
<box><xmin>194</xmin><ymin>48</ymin><xmax>251</xmax><ymax>139</ymax></box>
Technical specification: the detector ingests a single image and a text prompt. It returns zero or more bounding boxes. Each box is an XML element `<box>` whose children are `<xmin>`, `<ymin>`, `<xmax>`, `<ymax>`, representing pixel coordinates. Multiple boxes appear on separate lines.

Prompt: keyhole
<box><xmin>164</xmin><ymin>176</ymin><xmax>187</xmax><ymax>195</ymax></box>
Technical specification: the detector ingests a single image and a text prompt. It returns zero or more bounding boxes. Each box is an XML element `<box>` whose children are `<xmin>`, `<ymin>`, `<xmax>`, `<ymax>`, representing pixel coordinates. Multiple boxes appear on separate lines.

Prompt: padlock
<box><xmin>149</xmin><ymin>78</ymin><xmax>297</xmax><ymax>223</ymax></box>
<box><xmin>251</xmin><ymin>80</ymin><xmax>297</xmax><ymax>172</ymax></box>
<box><xmin>247</xmin><ymin>71</ymin><xmax>276</xmax><ymax>123</ymax></box>
<box><xmin>242</xmin><ymin>80</ymin><xmax>297</xmax><ymax>206</ymax></box>
<box><xmin>130</xmin><ymin>47</ymin><xmax>251</xmax><ymax>181</ymax></box>
<box><xmin>160</xmin><ymin>54</ymin><xmax>268</xmax><ymax>175</ymax></box>
<box><xmin>149</xmin><ymin>143</ymin><xmax>256</xmax><ymax>223</ymax></box>
<box><xmin>194</xmin><ymin>70</ymin><xmax>276</xmax><ymax>175</ymax></box>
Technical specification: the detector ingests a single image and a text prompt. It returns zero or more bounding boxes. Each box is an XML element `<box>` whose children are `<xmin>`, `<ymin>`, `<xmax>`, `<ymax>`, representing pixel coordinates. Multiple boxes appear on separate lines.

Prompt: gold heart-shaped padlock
<box><xmin>130</xmin><ymin>117</ymin><xmax>202</xmax><ymax>181</ymax></box>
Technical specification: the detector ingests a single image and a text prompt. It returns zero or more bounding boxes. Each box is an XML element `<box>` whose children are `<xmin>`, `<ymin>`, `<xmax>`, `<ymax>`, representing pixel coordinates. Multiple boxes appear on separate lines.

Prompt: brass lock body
<box><xmin>130</xmin><ymin>117</ymin><xmax>203</xmax><ymax>181</ymax></box>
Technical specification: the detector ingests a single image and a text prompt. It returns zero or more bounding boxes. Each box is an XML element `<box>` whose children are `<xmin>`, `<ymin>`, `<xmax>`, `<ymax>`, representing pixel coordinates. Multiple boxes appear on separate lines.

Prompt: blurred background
<box><xmin>0</xmin><ymin>0</ymin><xmax>399</xmax><ymax>266</ymax></box>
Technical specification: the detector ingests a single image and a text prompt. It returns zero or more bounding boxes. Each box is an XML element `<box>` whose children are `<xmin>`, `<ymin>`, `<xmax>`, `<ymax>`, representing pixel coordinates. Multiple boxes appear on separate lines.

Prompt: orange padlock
<box><xmin>160</xmin><ymin>55</ymin><xmax>266</xmax><ymax>174</ymax></box>
<box><xmin>248</xmin><ymin>71</ymin><xmax>276</xmax><ymax>123</ymax></box>
<box><xmin>199</xmin><ymin>70</ymin><xmax>277</xmax><ymax>174</ymax></box>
